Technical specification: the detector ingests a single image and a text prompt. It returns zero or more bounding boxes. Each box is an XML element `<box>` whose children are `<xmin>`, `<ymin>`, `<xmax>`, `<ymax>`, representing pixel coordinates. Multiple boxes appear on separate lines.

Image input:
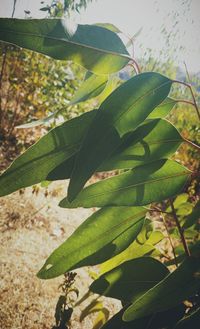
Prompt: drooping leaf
<box><xmin>68</xmin><ymin>72</ymin><xmax>173</xmax><ymax>201</ymax></box>
<box><xmin>0</xmin><ymin>111</ymin><xmax>96</xmax><ymax>197</ymax></box>
<box><xmin>48</xmin><ymin>118</ymin><xmax>183</xmax><ymax>180</ymax></box>
<box><xmin>90</xmin><ymin>257</ymin><xmax>169</xmax><ymax>303</ymax></box>
<box><xmin>60</xmin><ymin>159</ymin><xmax>190</xmax><ymax>208</ymax></box>
<box><xmin>101</xmin><ymin>304</ymin><xmax>186</xmax><ymax>329</ymax></box>
<box><xmin>37</xmin><ymin>207</ymin><xmax>146</xmax><ymax>279</ymax></box>
<box><xmin>17</xmin><ymin>73</ymin><xmax>108</xmax><ymax>128</ymax></box>
<box><xmin>123</xmin><ymin>256</ymin><xmax>200</xmax><ymax>322</ymax></box>
<box><xmin>0</xmin><ymin>18</ymin><xmax>130</xmax><ymax>74</ymax></box>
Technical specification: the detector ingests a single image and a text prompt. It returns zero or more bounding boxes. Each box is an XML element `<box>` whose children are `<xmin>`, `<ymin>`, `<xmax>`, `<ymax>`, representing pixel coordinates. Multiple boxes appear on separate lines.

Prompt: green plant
<box><xmin>0</xmin><ymin>17</ymin><xmax>200</xmax><ymax>328</ymax></box>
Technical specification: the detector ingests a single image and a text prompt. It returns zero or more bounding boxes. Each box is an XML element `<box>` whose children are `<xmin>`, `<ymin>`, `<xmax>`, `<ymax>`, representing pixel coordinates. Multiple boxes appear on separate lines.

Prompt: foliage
<box><xmin>0</xmin><ymin>16</ymin><xmax>200</xmax><ymax>329</ymax></box>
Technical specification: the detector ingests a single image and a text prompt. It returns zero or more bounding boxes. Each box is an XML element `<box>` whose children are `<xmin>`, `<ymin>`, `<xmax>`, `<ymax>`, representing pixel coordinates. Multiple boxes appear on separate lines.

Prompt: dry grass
<box><xmin>0</xmin><ymin>182</ymin><xmax>120</xmax><ymax>329</ymax></box>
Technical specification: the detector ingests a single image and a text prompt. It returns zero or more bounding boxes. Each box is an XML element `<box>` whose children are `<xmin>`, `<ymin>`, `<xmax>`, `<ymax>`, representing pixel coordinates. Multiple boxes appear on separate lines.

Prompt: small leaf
<box><xmin>183</xmin><ymin>200</ymin><xmax>200</xmax><ymax>229</ymax></box>
<box><xmin>0</xmin><ymin>18</ymin><xmax>130</xmax><ymax>74</ymax></box>
<box><xmin>148</xmin><ymin>97</ymin><xmax>177</xmax><ymax>118</ymax></box>
<box><xmin>37</xmin><ymin>207</ymin><xmax>146</xmax><ymax>279</ymax></box>
<box><xmin>68</xmin><ymin>72</ymin><xmax>173</xmax><ymax>201</ymax></box>
<box><xmin>123</xmin><ymin>256</ymin><xmax>200</xmax><ymax>322</ymax></box>
<box><xmin>90</xmin><ymin>257</ymin><xmax>169</xmax><ymax>303</ymax></box>
<box><xmin>60</xmin><ymin>159</ymin><xmax>190</xmax><ymax>208</ymax></box>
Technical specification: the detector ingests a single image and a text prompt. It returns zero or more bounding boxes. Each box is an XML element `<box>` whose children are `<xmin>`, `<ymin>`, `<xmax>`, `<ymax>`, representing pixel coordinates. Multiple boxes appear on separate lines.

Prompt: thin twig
<box><xmin>169</xmin><ymin>199</ymin><xmax>190</xmax><ymax>257</ymax></box>
<box><xmin>173</xmin><ymin>79</ymin><xmax>200</xmax><ymax>121</ymax></box>
<box><xmin>183</xmin><ymin>138</ymin><xmax>200</xmax><ymax>152</ymax></box>
<box><xmin>161</xmin><ymin>213</ymin><xmax>178</xmax><ymax>267</ymax></box>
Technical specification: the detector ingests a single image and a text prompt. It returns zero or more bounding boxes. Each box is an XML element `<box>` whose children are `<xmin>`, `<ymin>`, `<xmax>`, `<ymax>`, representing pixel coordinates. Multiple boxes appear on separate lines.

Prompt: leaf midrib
<box><xmin>79</xmin><ymin>171</ymin><xmax>189</xmax><ymax>200</ymax></box>
<box><xmin>0</xmin><ymin>28</ymin><xmax>131</xmax><ymax>60</ymax></box>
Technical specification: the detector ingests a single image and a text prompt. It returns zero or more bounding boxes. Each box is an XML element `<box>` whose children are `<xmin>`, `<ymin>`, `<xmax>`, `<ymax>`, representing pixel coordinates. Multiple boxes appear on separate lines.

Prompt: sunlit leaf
<box><xmin>90</xmin><ymin>257</ymin><xmax>169</xmax><ymax>303</ymax></box>
<box><xmin>0</xmin><ymin>18</ymin><xmax>130</xmax><ymax>74</ymax></box>
<box><xmin>37</xmin><ymin>207</ymin><xmax>146</xmax><ymax>279</ymax></box>
<box><xmin>60</xmin><ymin>159</ymin><xmax>190</xmax><ymax>208</ymax></box>
<box><xmin>123</xmin><ymin>256</ymin><xmax>200</xmax><ymax>322</ymax></box>
<box><xmin>68</xmin><ymin>72</ymin><xmax>173</xmax><ymax>201</ymax></box>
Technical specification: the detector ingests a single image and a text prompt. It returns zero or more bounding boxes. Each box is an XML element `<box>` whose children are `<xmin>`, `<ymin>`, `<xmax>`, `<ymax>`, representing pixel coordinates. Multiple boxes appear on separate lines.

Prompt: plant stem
<box><xmin>129</xmin><ymin>59</ymin><xmax>141</xmax><ymax>74</ymax></box>
<box><xmin>169</xmin><ymin>199</ymin><xmax>190</xmax><ymax>257</ymax></box>
<box><xmin>173</xmin><ymin>80</ymin><xmax>200</xmax><ymax>121</ymax></box>
<box><xmin>161</xmin><ymin>213</ymin><xmax>178</xmax><ymax>267</ymax></box>
<box><xmin>183</xmin><ymin>138</ymin><xmax>200</xmax><ymax>152</ymax></box>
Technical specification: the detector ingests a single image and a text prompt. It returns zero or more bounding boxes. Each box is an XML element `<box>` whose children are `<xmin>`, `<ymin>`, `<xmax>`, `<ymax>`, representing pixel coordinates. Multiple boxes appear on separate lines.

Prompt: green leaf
<box><xmin>60</xmin><ymin>159</ymin><xmax>190</xmax><ymax>208</ymax></box>
<box><xmin>0</xmin><ymin>18</ymin><xmax>130</xmax><ymax>74</ymax></box>
<box><xmin>123</xmin><ymin>256</ymin><xmax>200</xmax><ymax>322</ymax></box>
<box><xmin>18</xmin><ymin>73</ymin><xmax>108</xmax><ymax>128</ymax></box>
<box><xmin>68</xmin><ymin>72</ymin><xmax>173</xmax><ymax>201</ymax></box>
<box><xmin>173</xmin><ymin>193</ymin><xmax>189</xmax><ymax>208</ymax></box>
<box><xmin>101</xmin><ymin>305</ymin><xmax>186</xmax><ymax>329</ymax></box>
<box><xmin>0</xmin><ymin>111</ymin><xmax>96</xmax><ymax>197</ymax></box>
<box><xmin>48</xmin><ymin>117</ymin><xmax>183</xmax><ymax>180</ymax></box>
<box><xmin>148</xmin><ymin>97</ymin><xmax>177</xmax><ymax>118</ymax></box>
<box><xmin>90</xmin><ymin>257</ymin><xmax>169</xmax><ymax>303</ymax></box>
<box><xmin>165</xmin><ymin>240</ymin><xmax>200</xmax><ymax>266</ymax></box>
<box><xmin>37</xmin><ymin>207</ymin><xmax>146</xmax><ymax>279</ymax></box>
<box><xmin>94</xmin><ymin>23</ymin><xmax>121</xmax><ymax>33</ymax></box>
<box><xmin>99</xmin><ymin>118</ymin><xmax>183</xmax><ymax>171</ymax></box>
<box><xmin>100</xmin><ymin>221</ymin><xmax>163</xmax><ymax>274</ymax></box>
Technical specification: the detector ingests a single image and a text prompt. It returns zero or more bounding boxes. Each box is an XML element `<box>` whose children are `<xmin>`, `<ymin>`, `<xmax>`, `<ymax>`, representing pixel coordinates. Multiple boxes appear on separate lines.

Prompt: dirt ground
<box><xmin>0</xmin><ymin>182</ymin><xmax>120</xmax><ymax>329</ymax></box>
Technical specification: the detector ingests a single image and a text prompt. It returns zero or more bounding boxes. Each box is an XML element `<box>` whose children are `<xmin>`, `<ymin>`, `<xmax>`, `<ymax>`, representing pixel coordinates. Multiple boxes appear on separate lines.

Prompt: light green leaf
<box><xmin>0</xmin><ymin>18</ymin><xmax>130</xmax><ymax>74</ymax></box>
<box><xmin>174</xmin><ymin>193</ymin><xmax>189</xmax><ymax>208</ymax></box>
<box><xmin>0</xmin><ymin>110</ymin><xmax>96</xmax><ymax>197</ymax></box>
<box><xmin>37</xmin><ymin>207</ymin><xmax>146</xmax><ymax>279</ymax></box>
<box><xmin>90</xmin><ymin>257</ymin><xmax>169</xmax><ymax>303</ymax></box>
<box><xmin>68</xmin><ymin>72</ymin><xmax>173</xmax><ymax>201</ymax></box>
<box><xmin>17</xmin><ymin>73</ymin><xmax>108</xmax><ymax>128</ymax></box>
<box><xmin>48</xmin><ymin>117</ymin><xmax>183</xmax><ymax>180</ymax></box>
<box><xmin>148</xmin><ymin>97</ymin><xmax>177</xmax><ymax>118</ymax></box>
<box><xmin>60</xmin><ymin>159</ymin><xmax>190</xmax><ymax>208</ymax></box>
<box><xmin>94</xmin><ymin>23</ymin><xmax>121</xmax><ymax>33</ymax></box>
<box><xmin>123</xmin><ymin>256</ymin><xmax>200</xmax><ymax>322</ymax></box>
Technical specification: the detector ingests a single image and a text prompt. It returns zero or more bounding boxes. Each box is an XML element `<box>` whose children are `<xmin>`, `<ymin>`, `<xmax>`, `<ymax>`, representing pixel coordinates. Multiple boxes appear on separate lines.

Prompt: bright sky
<box><xmin>0</xmin><ymin>0</ymin><xmax>200</xmax><ymax>73</ymax></box>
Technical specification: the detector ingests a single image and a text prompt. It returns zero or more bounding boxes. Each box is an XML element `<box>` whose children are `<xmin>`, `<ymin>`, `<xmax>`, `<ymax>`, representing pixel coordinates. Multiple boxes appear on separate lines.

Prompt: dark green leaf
<box><xmin>0</xmin><ymin>18</ymin><xmax>130</xmax><ymax>74</ymax></box>
<box><xmin>0</xmin><ymin>111</ymin><xmax>96</xmax><ymax>197</ymax></box>
<box><xmin>48</xmin><ymin>117</ymin><xmax>183</xmax><ymax>180</ymax></box>
<box><xmin>101</xmin><ymin>305</ymin><xmax>186</xmax><ymax>329</ymax></box>
<box><xmin>123</xmin><ymin>256</ymin><xmax>200</xmax><ymax>322</ymax></box>
<box><xmin>60</xmin><ymin>159</ymin><xmax>190</xmax><ymax>208</ymax></box>
<box><xmin>90</xmin><ymin>257</ymin><xmax>169</xmax><ymax>303</ymax></box>
<box><xmin>68</xmin><ymin>72</ymin><xmax>173</xmax><ymax>201</ymax></box>
<box><xmin>183</xmin><ymin>200</ymin><xmax>200</xmax><ymax>229</ymax></box>
<box><xmin>37</xmin><ymin>207</ymin><xmax>146</xmax><ymax>279</ymax></box>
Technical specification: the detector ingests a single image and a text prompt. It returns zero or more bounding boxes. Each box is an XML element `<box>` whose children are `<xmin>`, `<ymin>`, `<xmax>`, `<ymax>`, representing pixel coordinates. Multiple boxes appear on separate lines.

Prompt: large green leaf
<box><xmin>101</xmin><ymin>305</ymin><xmax>186</xmax><ymax>329</ymax></box>
<box><xmin>18</xmin><ymin>73</ymin><xmax>108</xmax><ymax>128</ymax></box>
<box><xmin>123</xmin><ymin>256</ymin><xmax>200</xmax><ymax>322</ymax></box>
<box><xmin>0</xmin><ymin>18</ymin><xmax>130</xmax><ymax>74</ymax></box>
<box><xmin>48</xmin><ymin>118</ymin><xmax>183</xmax><ymax>180</ymax></box>
<box><xmin>90</xmin><ymin>257</ymin><xmax>169</xmax><ymax>303</ymax></box>
<box><xmin>37</xmin><ymin>207</ymin><xmax>146</xmax><ymax>279</ymax></box>
<box><xmin>68</xmin><ymin>72</ymin><xmax>173</xmax><ymax>201</ymax></box>
<box><xmin>0</xmin><ymin>111</ymin><xmax>96</xmax><ymax>197</ymax></box>
<box><xmin>60</xmin><ymin>159</ymin><xmax>190</xmax><ymax>208</ymax></box>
